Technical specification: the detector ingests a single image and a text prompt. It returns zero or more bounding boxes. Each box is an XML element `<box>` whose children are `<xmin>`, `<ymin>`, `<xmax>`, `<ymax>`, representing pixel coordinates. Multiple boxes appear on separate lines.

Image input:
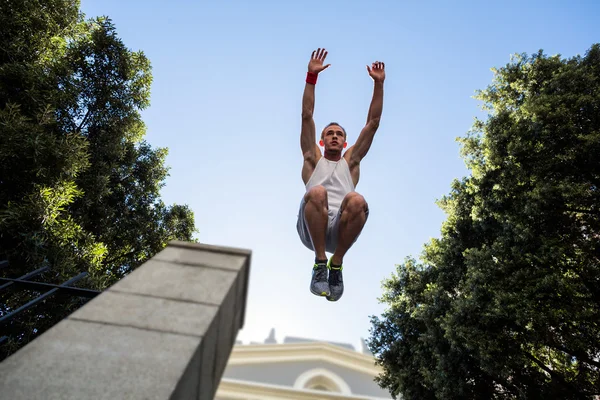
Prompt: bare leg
<box><xmin>331</xmin><ymin>192</ymin><xmax>368</xmax><ymax>265</ymax></box>
<box><xmin>303</xmin><ymin>185</ymin><xmax>329</xmax><ymax>260</ymax></box>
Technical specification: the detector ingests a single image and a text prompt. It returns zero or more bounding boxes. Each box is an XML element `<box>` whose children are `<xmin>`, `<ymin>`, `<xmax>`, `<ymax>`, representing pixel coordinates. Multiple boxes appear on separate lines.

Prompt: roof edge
<box><xmin>227</xmin><ymin>341</ymin><xmax>381</xmax><ymax>375</ymax></box>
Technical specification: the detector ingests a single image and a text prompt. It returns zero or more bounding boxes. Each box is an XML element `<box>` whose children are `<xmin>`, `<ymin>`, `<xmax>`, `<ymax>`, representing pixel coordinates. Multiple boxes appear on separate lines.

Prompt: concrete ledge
<box><xmin>169</xmin><ymin>240</ymin><xmax>252</xmax><ymax>257</ymax></box>
<box><xmin>0</xmin><ymin>240</ymin><xmax>252</xmax><ymax>400</ymax></box>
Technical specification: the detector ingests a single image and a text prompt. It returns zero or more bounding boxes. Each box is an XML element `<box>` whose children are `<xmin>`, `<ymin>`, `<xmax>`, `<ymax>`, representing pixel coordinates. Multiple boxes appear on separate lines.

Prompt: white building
<box><xmin>215</xmin><ymin>329</ymin><xmax>393</xmax><ymax>400</ymax></box>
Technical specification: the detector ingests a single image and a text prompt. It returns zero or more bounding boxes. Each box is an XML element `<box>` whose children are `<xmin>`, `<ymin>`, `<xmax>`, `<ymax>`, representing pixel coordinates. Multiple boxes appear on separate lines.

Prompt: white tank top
<box><xmin>306</xmin><ymin>156</ymin><xmax>355</xmax><ymax>213</ymax></box>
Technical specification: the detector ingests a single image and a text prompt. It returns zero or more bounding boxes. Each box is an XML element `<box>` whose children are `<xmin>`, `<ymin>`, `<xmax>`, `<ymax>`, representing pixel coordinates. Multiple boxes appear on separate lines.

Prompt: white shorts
<box><xmin>296</xmin><ymin>196</ymin><xmax>369</xmax><ymax>254</ymax></box>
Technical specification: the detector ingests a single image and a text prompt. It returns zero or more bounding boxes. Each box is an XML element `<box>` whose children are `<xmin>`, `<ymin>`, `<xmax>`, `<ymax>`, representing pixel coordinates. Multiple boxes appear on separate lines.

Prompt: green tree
<box><xmin>1</xmin><ymin>0</ymin><xmax>196</xmax><ymax>359</ymax></box>
<box><xmin>368</xmin><ymin>44</ymin><xmax>600</xmax><ymax>399</ymax></box>
<box><xmin>61</xmin><ymin>17</ymin><xmax>196</xmax><ymax>287</ymax></box>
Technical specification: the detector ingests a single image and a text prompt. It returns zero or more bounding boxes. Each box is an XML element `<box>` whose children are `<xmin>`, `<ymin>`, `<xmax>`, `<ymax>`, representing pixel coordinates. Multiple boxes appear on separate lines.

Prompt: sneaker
<box><xmin>326</xmin><ymin>260</ymin><xmax>344</xmax><ymax>301</ymax></box>
<box><xmin>310</xmin><ymin>262</ymin><xmax>330</xmax><ymax>297</ymax></box>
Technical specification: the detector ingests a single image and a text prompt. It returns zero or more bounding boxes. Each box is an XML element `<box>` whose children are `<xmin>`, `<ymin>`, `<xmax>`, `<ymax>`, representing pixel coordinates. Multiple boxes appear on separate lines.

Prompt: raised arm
<box><xmin>347</xmin><ymin>61</ymin><xmax>385</xmax><ymax>168</ymax></box>
<box><xmin>301</xmin><ymin>48</ymin><xmax>330</xmax><ymax>183</ymax></box>
<box><xmin>366</xmin><ymin>63</ymin><xmax>384</xmax><ymax>124</ymax></box>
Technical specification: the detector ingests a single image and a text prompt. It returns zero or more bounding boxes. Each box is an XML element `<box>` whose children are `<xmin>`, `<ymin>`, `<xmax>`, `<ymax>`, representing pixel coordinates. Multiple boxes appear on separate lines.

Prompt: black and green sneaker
<box><xmin>310</xmin><ymin>260</ymin><xmax>330</xmax><ymax>297</ymax></box>
<box><xmin>326</xmin><ymin>259</ymin><xmax>344</xmax><ymax>302</ymax></box>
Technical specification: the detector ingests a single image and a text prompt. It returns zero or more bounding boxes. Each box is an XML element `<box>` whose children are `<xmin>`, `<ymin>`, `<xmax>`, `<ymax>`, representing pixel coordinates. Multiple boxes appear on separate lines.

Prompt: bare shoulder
<box><xmin>343</xmin><ymin>146</ymin><xmax>360</xmax><ymax>186</ymax></box>
<box><xmin>302</xmin><ymin>143</ymin><xmax>322</xmax><ymax>184</ymax></box>
<box><xmin>343</xmin><ymin>145</ymin><xmax>357</xmax><ymax>167</ymax></box>
<box><xmin>314</xmin><ymin>143</ymin><xmax>322</xmax><ymax>161</ymax></box>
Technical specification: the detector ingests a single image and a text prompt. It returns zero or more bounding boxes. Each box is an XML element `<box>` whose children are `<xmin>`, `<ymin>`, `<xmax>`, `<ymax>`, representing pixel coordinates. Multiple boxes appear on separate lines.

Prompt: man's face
<box><xmin>321</xmin><ymin>125</ymin><xmax>346</xmax><ymax>151</ymax></box>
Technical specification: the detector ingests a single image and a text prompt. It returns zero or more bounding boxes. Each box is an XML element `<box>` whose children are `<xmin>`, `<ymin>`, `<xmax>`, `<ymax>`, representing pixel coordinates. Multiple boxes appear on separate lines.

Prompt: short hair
<box><xmin>322</xmin><ymin>122</ymin><xmax>346</xmax><ymax>137</ymax></box>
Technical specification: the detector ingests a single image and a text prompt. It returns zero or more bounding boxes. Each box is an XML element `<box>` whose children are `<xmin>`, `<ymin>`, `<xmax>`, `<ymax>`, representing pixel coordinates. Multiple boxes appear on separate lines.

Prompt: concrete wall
<box><xmin>0</xmin><ymin>240</ymin><xmax>251</xmax><ymax>400</ymax></box>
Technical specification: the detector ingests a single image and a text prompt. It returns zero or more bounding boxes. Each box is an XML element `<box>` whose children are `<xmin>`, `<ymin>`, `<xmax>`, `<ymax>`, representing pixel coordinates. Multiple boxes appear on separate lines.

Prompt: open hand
<box><xmin>308</xmin><ymin>48</ymin><xmax>331</xmax><ymax>74</ymax></box>
<box><xmin>367</xmin><ymin>61</ymin><xmax>385</xmax><ymax>82</ymax></box>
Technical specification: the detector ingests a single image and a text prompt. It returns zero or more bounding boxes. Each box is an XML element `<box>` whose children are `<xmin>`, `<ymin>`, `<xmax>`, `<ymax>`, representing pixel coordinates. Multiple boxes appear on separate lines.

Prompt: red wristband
<box><xmin>306</xmin><ymin>72</ymin><xmax>318</xmax><ymax>85</ymax></box>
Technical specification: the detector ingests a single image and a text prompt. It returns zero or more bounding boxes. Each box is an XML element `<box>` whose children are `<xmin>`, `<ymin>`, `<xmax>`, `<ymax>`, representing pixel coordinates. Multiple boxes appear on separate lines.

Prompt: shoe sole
<box><xmin>326</xmin><ymin>288</ymin><xmax>343</xmax><ymax>301</ymax></box>
<box><xmin>310</xmin><ymin>287</ymin><xmax>330</xmax><ymax>297</ymax></box>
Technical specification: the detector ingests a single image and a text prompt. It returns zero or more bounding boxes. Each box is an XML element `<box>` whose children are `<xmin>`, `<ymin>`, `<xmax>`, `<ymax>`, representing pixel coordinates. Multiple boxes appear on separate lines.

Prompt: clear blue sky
<box><xmin>80</xmin><ymin>0</ymin><xmax>598</xmax><ymax>347</ymax></box>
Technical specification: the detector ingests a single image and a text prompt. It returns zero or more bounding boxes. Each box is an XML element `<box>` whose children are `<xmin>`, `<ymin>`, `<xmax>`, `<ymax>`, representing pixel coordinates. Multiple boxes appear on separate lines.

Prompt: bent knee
<box><xmin>344</xmin><ymin>192</ymin><xmax>368</xmax><ymax>213</ymax></box>
<box><xmin>305</xmin><ymin>185</ymin><xmax>328</xmax><ymax>203</ymax></box>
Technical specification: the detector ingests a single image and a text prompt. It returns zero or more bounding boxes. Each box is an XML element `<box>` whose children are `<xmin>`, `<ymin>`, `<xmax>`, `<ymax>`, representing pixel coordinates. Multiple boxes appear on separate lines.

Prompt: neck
<box><xmin>324</xmin><ymin>149</ymin><xmax>342</xmax><ymax>161</ymax></box>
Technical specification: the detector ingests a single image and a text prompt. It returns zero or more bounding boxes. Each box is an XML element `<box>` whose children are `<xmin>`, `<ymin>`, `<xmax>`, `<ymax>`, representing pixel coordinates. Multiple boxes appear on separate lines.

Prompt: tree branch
<box><xmin>76</xmin><ymin>108</ymin><xmax>92</xmax><ymax>133</ymax></box>
<box><xmin>543</xmin><ymin>341</ymin><xmax>600</xmax><ymax>369</ymax></box>
<box><xmin>102</xmin><ymin>249</ymin><xmax>141</xmax><ymax>266</ymax></box>
<box><xmin>522</xmin><ymin>351</ymin><xmax>582</xmax><ymax>396</ymax></box>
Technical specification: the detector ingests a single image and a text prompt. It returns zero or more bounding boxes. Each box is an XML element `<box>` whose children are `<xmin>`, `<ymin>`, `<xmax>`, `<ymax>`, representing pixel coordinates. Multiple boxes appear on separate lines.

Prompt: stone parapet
<box><xmin>0</xmin><ymin>240</ymin><xmax>252</xmax><ymax>400</ymax></box>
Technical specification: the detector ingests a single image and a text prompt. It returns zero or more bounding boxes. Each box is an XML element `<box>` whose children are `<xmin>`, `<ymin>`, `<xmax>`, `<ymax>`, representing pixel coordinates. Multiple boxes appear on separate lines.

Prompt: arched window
<box><xmin>310</xmin><ymin>384</ymin><xmax>332</xmax><ymax>391</ymax></box>
<box><xmin>293</xmin><ymin>368</ymin><xmax>352</xmax><ymax>395</ymax></box>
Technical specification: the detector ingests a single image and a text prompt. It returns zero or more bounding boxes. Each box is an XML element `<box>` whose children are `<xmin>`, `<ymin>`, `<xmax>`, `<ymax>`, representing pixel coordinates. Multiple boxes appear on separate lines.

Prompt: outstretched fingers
<box><xmin>313</xmin><ymin>47</ymin><xmax>328</xmax><ymax>61</ymax></box>
<box><xmin>310</xmin><ymin>48</ymin><xmax>330</xmax><ymax>71</ymax></box>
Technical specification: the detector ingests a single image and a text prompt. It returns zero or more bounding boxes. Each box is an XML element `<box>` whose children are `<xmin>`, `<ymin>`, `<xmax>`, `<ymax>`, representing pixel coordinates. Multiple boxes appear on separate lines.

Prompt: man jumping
<box><xmin>296</xmin><ymin>47</ymin><xmax>385</xmax><ymax>301</ymax></box>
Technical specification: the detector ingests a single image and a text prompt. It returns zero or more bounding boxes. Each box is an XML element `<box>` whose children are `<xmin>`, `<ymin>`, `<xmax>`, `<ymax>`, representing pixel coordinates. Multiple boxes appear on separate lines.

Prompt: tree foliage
<box><xmin>0</xmin><ymin>0</ymin><xmax>196</xmax><ymax>359</ymax></box>
<box><xmin>368</xmin><ymin>44</ymin><xmax>600</xmax><ymax>399</ymax></box>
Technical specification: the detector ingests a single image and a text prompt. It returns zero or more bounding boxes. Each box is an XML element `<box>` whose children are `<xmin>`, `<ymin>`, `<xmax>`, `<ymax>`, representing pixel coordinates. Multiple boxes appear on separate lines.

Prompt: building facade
<box><xmin>215</xmin><ymin>330</ymin><xmax>393</xmax><ymax>400</ymax></box>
